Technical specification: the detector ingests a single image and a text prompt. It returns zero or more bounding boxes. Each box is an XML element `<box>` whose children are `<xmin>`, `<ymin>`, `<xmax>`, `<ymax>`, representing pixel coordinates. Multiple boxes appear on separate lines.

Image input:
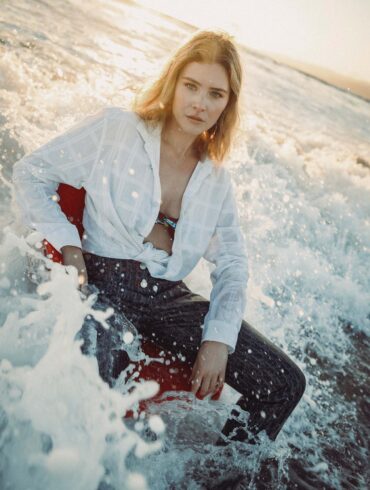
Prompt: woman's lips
<box><xmin>187</xmin><ymin>115</ymin><xmax>204</xmax><ymax>123</ymax></box>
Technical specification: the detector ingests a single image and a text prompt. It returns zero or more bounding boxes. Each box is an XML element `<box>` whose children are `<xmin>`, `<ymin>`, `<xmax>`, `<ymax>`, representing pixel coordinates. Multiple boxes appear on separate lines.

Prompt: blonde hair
<box><xmin>133</xmin><ymin>30</ymin><xmax>243</xmax><ymax>163</ymax></box>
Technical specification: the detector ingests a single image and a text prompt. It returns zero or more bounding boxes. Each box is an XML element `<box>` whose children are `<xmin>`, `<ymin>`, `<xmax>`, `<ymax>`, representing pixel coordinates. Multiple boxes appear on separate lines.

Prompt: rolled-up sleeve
<box><xmin>12</xmin><ymin>108</ymin><xmax>108</xmax><ymax>252</ymax></box>
<box><xmin>202</xmin><ymin>174</ymin><xmax>249</xmax><ymax>354</ymax></box>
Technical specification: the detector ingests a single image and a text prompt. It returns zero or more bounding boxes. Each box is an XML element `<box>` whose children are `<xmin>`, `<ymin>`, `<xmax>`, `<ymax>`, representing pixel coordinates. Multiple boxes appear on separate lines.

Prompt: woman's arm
<box><xmin>201</xmin><ymin>174</ymin><xmax>248</xmax><ymax>353</ymax></box>
<box><xmin>12</xmin><ymin>108</ymin><xmax>109</xmax><ymax>253</ymax></box>
<box><xmin>61</xmin><ymin>245</ymin><xmax>88</xmax><ymax>287</ymax></box>
<box><xmin>190</xmin><ymin>173</ymin><xmax>249</xmax><ymax>396</ymax></box>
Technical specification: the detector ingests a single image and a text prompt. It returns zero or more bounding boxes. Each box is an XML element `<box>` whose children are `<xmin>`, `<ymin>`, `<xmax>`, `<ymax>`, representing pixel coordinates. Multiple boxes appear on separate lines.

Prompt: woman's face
<box><xmin>170</xmin><ymin>62</ymin><xmax>230</xmax><ymax>137</ymax></box>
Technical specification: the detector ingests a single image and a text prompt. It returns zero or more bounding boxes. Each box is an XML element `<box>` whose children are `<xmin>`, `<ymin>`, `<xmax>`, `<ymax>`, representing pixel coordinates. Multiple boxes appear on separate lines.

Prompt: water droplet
<box><xmin>140</xmin><ymin>279</ymin><xmax>148</xmax><ymax>288</ymax></box>
<box><xmin>123</xmin><ymin>332</ymin><xmax>134</xmax><ymax>344</ymax></box>
<box><xmin>148</xmin><ymin>415</ymin><xmax>165</xmax><ymax>434</ymax></box>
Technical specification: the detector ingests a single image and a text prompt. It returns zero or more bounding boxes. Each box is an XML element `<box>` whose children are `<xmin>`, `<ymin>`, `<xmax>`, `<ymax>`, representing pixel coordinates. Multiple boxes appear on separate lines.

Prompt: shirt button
<box><xmin>139</xmin><ymin>262</ymin><xmax>147</xmax><ymax>270</ymax></box>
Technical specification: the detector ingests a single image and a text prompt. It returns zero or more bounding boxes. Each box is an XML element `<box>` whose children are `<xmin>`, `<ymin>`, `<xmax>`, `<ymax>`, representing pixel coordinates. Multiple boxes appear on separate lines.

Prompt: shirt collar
<box><xmin>136</xmin><ymin>117</ymin><xmax>162</xmax><ymax>171</ymax></box>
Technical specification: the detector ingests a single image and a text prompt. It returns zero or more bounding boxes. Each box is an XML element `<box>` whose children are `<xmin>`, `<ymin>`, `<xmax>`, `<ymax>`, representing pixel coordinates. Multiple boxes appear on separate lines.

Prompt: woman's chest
<box><xmin>158</xmin><ymin>157</ymin><xmax>198</xmax><ymax>219</ymax></box>
<box><xmin>86</xmin><ymin>140</ymin><xmax>221</xmax><ymax>237</ymax></box>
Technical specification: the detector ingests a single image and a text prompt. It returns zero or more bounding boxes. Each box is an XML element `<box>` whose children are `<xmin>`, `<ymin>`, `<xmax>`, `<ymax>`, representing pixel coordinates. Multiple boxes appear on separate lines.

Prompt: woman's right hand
<box><xmin>61</xmin><ymin>245</ymin><xmax>88</xmax><ymax>288</ymax></box>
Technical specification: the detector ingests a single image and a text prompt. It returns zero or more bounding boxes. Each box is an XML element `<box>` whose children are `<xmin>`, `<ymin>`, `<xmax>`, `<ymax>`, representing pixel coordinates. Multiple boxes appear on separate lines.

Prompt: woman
<box><xmin>12</xmin><ymin>30</ymin><xmax>305</xmax><ymax>445</ymax></box>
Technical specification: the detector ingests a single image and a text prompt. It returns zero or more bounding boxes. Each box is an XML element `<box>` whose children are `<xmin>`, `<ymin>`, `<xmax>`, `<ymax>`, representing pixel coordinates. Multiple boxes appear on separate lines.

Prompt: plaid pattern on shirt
<box><xmin>12</xmin><ymin>108</ymin><xmax>249</xmax><ymax>352</ymax></box>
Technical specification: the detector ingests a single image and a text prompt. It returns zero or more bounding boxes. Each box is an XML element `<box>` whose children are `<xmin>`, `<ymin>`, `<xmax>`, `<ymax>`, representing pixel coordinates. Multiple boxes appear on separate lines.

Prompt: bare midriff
<box><xmin>143</xmin><ymin>221</ymin><xmax>176</xmax><ymax>255</ymax></box>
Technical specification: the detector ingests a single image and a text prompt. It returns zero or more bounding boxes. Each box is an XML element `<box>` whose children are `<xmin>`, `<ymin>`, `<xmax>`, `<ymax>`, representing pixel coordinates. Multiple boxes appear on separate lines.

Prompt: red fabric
<box><xmin>43</xmin><ymin>184</ymin><xmax>86</xmax><ymax>262</ymax></box>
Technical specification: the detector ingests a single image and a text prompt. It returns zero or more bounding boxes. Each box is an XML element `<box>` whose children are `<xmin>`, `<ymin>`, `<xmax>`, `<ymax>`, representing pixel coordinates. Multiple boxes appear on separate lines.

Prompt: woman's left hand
<box><xmin>190</xmin><ymin>341</ymin><xmax>228</xmax><ymax>398</ymax></box>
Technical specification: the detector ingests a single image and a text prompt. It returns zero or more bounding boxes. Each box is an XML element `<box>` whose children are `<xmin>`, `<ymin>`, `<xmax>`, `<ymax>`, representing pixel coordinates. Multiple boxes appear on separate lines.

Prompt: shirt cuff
<box><xmin>35</xmin><ymin>223</ymin><xmax>82</xmax><ymax>253</ymax></box>
<box><xmin>201</xmin><ymin>320</ymin><xmax>240</xmax><ymax>354</ymax></box>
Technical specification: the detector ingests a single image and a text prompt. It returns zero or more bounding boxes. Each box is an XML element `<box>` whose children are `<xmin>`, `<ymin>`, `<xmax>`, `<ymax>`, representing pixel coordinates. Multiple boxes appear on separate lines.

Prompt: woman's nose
<box><xmin>192</xmin><ymin>93</ymin><xmax>206</xmax><ymax>111</ymax></box>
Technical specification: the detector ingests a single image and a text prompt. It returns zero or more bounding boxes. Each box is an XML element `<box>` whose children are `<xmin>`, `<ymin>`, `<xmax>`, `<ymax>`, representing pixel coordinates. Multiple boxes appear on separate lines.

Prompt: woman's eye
<box><xmin>185</xmin><ymin>83</ymin><xmax>196</xmax><ymax>90</ymax></box>
<box><xmin>210</xmin><ymin>91</ymin><xmax>222</xmax><ymax>99</ymax></box>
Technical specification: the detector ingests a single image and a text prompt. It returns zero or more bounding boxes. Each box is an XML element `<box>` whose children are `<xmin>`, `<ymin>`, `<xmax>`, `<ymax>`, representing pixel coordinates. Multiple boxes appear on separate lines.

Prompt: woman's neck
<box><xmin>161</xmin><ymin>118</ymin><xmax>197</xmax><ymax>164</ymax></box>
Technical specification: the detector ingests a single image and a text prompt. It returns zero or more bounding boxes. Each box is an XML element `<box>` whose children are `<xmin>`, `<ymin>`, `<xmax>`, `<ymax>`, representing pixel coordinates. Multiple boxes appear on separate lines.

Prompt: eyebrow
<box><xmin>182</xmin><ymin>76</ymin><xmax>229</xmax><ymax>93</ymax></box>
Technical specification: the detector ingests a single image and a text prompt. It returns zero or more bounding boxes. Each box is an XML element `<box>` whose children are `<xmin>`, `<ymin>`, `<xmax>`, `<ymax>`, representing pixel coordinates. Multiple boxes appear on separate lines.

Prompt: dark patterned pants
<box><xmin>82</xmin><ymin>253</ymin><xmax>306</xmax><ymax>444</ymax></box>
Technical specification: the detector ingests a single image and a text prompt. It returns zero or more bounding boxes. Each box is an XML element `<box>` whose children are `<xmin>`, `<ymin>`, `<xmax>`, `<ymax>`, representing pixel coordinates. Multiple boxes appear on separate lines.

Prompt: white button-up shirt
<box><xmin>12</xmin><ymin>108</ymin><xmax>249</xmax><ymax>352</ymax></box>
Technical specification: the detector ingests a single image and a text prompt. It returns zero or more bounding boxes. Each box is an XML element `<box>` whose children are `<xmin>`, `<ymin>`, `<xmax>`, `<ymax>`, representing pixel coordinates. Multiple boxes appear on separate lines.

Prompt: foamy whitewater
<box><xmin>0</xmin><ymin>1</ymin><xmax>369</xmax><ymax>489</ymax></box>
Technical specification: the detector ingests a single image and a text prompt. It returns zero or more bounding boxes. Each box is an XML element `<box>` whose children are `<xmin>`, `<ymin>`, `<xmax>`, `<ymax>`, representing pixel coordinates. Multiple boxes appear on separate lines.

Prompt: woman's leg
<box><xmin>77</xmin><ymin>289</ymin><xmax>140</xmax><ymax>385</ymax></box>
<box><xmin>146</xmin><ymin>284</ymin><xmax>306</xmax><ymax>444</ymax></box>
<box><xmin>220</xmin><ymin>321</ymin><xmax>306</xmax><ymax>444</ymax></box>
<box><xmin>81</xmin><ymin>254</ymin><xmax>306</xmax><ymax>442</ymax></box>
<box><xmin>80</xmin><ymin>254</ymin><xmax>154</xmax><ymax>385</ymax></box>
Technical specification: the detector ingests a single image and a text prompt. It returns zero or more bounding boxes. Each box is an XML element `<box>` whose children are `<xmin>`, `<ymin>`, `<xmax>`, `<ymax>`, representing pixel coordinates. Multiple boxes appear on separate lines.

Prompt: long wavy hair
<box><xmin>133</xmin><ymin>30</ymin><xmax>243</xmax><ymax>163</ymax></box>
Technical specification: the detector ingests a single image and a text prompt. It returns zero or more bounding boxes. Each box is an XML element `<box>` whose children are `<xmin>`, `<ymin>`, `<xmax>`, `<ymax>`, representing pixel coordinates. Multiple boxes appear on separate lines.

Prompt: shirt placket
<box><xmin>140</xmin><ymin>129</ymin><xmax>162</xmax><ymax>239</ymax></box>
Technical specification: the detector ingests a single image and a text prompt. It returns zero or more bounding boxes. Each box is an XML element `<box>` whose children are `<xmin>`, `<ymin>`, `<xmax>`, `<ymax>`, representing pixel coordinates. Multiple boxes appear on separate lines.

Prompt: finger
<box><xmin>190</xmin><ymin>363</ymin><xmax>199</xmax><ymax>379</ymax></box>
<box><xmin>217</xmin><ymin>373</ymin><xmax>225</xmax><ymax>388</ymax></box>
<box><xmin>190</xmin><ymin>371</ymin><xmax>202</xmax><ymax>394</ymax></box>
<box><xmin>78</xmin><ymin>270</ymin><xmax>87</xmax><ymax>286</ymax></box>
<box><xmin>207</xmin><ymin>375</ymin><xmax>220</xmax><ymax>395</ymax></box>
<box><xmin>189</xmin><ymin>364</ymin><xmax>199</xmax><ymax>384</ymax></box>
<box><xmin>210</xmin><ymin>375</ymin><xmax>219</xmax><ymax>393</ymax></box>
<box><xmin>210</xmin><ymin>374</ymin><xmax>223</xmax><ymax>398</ymax></box>
<box><xmin>198</xmin><ymin>375</ymin><xmax>212</xmax><ymax>398</ymax></box>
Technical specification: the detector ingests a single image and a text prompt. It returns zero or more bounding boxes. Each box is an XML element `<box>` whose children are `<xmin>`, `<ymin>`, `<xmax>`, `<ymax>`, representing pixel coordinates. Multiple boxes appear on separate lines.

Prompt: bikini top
<box><xmin>155</xmin><ymin>211</ymin><xmax>178</xmax><ymax>240</ymax></box>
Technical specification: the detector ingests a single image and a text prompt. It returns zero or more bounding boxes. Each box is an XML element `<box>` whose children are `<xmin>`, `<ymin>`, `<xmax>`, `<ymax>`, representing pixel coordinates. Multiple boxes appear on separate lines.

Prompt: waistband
<box><xmin>83</xmin><ymin>252</ymin><xmax>183</xmax><ymax>298</ymax></box>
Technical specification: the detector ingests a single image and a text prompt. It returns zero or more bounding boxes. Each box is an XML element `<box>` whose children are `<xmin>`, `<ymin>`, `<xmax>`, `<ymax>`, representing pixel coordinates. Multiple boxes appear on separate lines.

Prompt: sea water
<box><xmin>1</xmin><ymin>1</ymin><xmax>369</xmax><ymax>489</ymax></box>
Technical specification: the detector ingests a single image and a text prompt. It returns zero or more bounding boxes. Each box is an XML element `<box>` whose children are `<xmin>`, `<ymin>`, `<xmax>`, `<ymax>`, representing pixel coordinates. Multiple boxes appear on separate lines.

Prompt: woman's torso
<box><xmin>79</xmin><ymin>109</ymin><xmax>229</xmax><ymax>279</ymax></box>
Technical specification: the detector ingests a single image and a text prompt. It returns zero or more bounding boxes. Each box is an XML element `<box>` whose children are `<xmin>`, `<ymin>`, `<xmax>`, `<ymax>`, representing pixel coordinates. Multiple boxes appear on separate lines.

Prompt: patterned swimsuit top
<box><xmin>155</xmin><ymin>211</ymin><xmax>178</xmax><ymax>240</ymax></box>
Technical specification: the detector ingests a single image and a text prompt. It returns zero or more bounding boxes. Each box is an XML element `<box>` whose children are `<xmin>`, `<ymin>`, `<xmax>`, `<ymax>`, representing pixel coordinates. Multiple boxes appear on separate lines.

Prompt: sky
<box><xmin>137</xmin><ymin>0</ymin><xmax>370</xmax><ymax>83</ymax></box>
